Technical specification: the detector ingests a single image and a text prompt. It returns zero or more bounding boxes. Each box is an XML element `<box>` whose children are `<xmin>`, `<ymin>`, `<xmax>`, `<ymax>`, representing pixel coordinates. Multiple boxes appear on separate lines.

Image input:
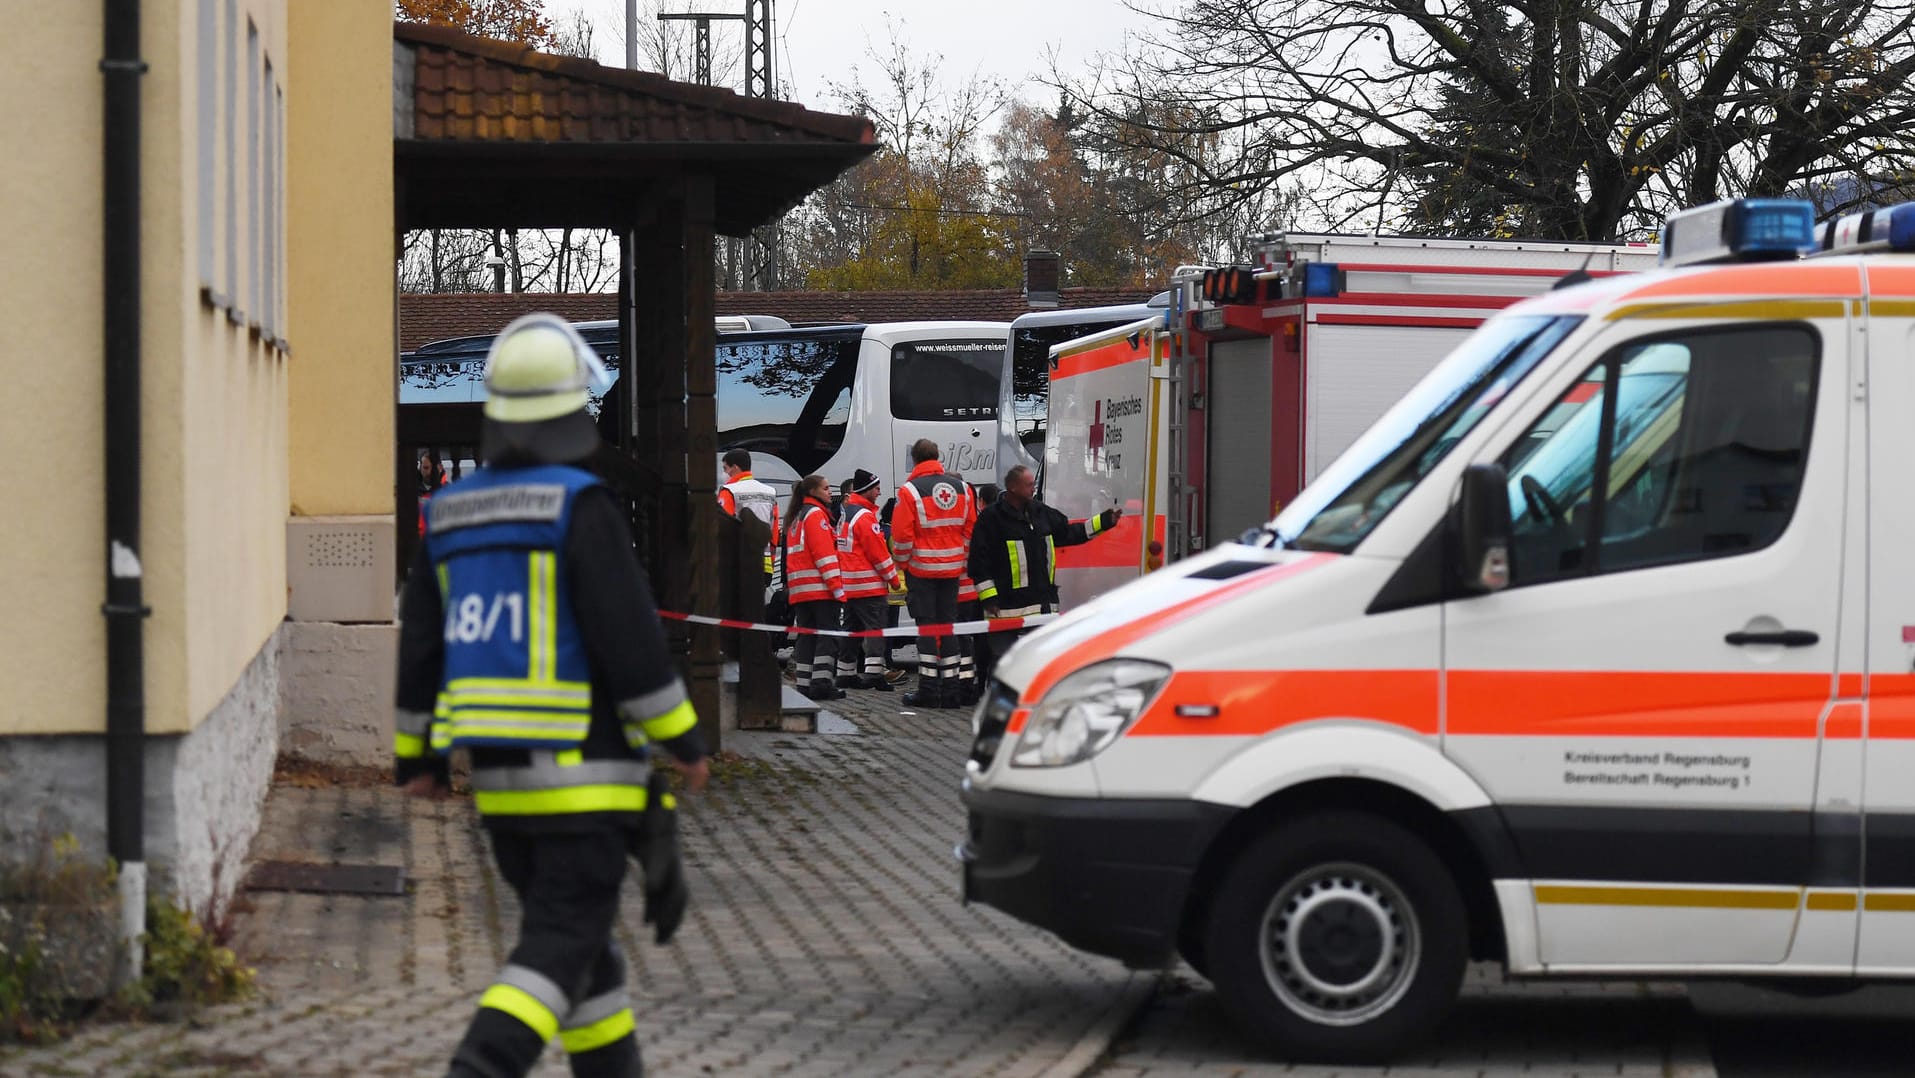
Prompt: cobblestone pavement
<box><xmin>0</xmin><ymin>691</ymin><xmax>1143</xmax><ymax>1077</ymax></box>
<box><xmin>1092</xmin><ymin>965</ymin><xmax>1717</xmax><ymax>1078</ymax></box>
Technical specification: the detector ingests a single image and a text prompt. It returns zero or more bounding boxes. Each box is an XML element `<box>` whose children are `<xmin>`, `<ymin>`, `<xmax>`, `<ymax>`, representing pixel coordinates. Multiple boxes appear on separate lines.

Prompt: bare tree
<box><xmin>1062</xmin><ymin>1</ymin><xmax>1915</xmax><ymax>241</ymax></box>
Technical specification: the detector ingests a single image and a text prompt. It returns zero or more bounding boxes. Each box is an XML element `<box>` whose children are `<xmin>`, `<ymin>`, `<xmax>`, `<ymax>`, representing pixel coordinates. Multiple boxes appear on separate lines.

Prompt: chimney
<box><xmin>1024</xmin><ymin>250</ymin><xmax>1061</xmax><ymax>309</ymax></box>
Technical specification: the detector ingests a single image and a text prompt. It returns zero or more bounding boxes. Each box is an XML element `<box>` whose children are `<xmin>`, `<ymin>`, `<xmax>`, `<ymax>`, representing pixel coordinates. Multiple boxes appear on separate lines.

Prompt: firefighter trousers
<box><xmin>449</xmin><ymin>828</ymin><xmax>642</xmax><ymax>1078</ymax></box>
<box><xmin>905</xmin><ymin>573</ymin><xmax>959</xmax><ymax>701</ymax></box>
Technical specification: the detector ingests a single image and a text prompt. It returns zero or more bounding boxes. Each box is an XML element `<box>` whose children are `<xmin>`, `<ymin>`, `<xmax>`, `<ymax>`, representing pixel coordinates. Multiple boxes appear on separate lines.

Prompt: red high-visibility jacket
<box><xmin>785</xmin><ymin>498</ymin><xmax>846</xmax><ymax>604</ymax></box>
<box><xmin>836</xmin><ymin>494</ymin><xmax>902</xmax><ymax>599</ymax></box>
<box><xmin>892</xmin><ymin>462</ymin><xmax>974</xmax><ymax>579</ymax></box>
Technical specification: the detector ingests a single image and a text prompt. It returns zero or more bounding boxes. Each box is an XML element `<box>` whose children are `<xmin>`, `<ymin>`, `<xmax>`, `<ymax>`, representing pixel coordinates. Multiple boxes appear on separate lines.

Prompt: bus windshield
<box><xmin>1270</xmin><ymin>314</ymin><xmax>1583</xmax><ymax>553</ymax></box>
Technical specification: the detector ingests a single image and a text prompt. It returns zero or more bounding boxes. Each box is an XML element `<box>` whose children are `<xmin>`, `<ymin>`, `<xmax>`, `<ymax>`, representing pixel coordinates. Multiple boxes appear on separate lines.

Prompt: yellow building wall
<box><xmin>0</xmin><ymin>12</ymin><xmax>111</xmax><ymax>736</ymax></box>
<box><xmin>287</xmin><ymin>1</ymin><xmax>394</xmax><ymax>518</ymax></box>
<box><xmin>0</xmin><ymin>0</ymin><xmax>300</xmax><ymax>735</ymax></box>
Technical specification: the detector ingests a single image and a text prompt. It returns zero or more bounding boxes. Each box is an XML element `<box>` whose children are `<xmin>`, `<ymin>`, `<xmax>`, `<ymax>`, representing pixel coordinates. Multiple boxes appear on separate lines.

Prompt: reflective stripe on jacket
<box><xmin>892</xmin><ymin>462</ymin><xmax>975</xmax><ymax>579</ymax></box>
<box><xmin>835</xmin><ymin>495</ymin><xmax>901</xmax><ymax>599</ymax></box>
<box><xmin>785</xmin><ymin>500</ymin><xmax>845</xmax><ymax>604</ymax></box>
<box><xmin>968</xmin><ymin>497</ymin><xmax>1102</xmax><ymax>611</ymax></box>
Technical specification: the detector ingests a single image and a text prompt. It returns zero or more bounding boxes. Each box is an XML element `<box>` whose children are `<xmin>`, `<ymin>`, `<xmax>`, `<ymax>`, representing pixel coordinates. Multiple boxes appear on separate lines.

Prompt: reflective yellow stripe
<box><xmin>474</xmin><ymin>784</ymin><xmax>649</xmax><ymax>816</ymax></box>
<box><xmin>1046</xmin><ymin>536</ymin><xmax>1056</xmax><ymax>583</ymax></box>
<box><xmin>977</xmin><ymin>585</ymin><xmax>998</xmax><ymax>601</ymax></box>
<box><xmin>435</xmin><ymin>563</ymin><xmax>449</xmax><ymax>599</ymax></box>
<box><xmin>447</xmin><ymin>677</ymin><xmax>591</xmax><ymax>694</ymax></box>
<box><xmin>641</xmin><ymin>699</ymin><xmax>698</xmax><ymax>742</ymax></box>
<box><xmin>394</xmin><ymin>732</ymin><xmax>427</xmax><ymax>759</ymax></box>
<box><xmin>1534</xmin><ymin>884</ymin><xmax>1799</xmax><ymax>910</ymax></box>
<box><xmin>479</xmin><ymin>984</ymin><xmax>561</xmax><ymax>1041</ymax></box>
<box><xmin>440</xmin><ymin>690</ymin><xmax>591</xmax><ymax>710</ymax></box>
<box><xmin>1865</xmin><ymin>893</ymin><xmax>1915</xmax><ymax>912</ymax></box>
<box><xmin>559</xmin><ymin>1008</ymin><xmax>636</xmax><ymax>1053</ymax></box>
<box><xmin>1087</xmin><ymin>513</ymin><xmax>1103</xmax><ymax>536</ymax></box>
<box><xmin>527</xmin><ymin>551</ymin><xmax>558</xmax><ymax>683</ymax></box>
<box><xmin>1006</xmin><ymin>541</ymin><xmax>1026</xmax><ymax>590</ymax></box>
<box><xmin>1807</xmin><ymin>891</ymin><xmax>1858</xmax><ymax>911</ymax></box>
<box><xmin>440</xmin><ymin>715</ymin><xmax>590</xmax><ymax>738</ymax></box>
<box><xmin>555</xmin><ymin>748</ymin><xmax>583</xmax><ymax>766</ymax></box>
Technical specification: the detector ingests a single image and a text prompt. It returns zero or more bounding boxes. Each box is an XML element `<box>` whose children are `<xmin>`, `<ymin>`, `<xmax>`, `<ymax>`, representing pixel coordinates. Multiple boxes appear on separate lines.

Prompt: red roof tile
<box><xmin>399</xmin><ymin>289</ymin><xmax>1158</xmax><ymax>352</ymax></box>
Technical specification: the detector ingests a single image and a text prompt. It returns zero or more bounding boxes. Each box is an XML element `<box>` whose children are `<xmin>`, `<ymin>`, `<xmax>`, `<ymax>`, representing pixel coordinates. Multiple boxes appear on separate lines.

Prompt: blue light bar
<box><xmin>1660</xmin><ymin>199</ymin><xmax>1816</xmax><ymax>267</ymax></box>
<box><xmin>1301</xmin><ymin>262</ymin><xmax>1342</xmax><ymax>297</ymax></box>
<box><xmin>1815</xmin><ymin>201</ymin><xmax>1915</xmax><ymax>255</ymax></box>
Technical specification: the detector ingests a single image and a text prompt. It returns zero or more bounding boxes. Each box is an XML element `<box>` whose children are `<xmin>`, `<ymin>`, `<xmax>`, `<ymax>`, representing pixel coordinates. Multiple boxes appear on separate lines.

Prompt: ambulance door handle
<box><xmin>1724</xmin><ymin>629</ymin><xmax>1819</xmax><ymax>648</ymax></box>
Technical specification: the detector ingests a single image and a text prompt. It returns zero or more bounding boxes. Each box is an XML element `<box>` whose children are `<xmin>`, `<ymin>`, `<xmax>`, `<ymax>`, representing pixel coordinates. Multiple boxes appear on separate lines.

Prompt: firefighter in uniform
<box><xmin>394</xmin><ymin>313</ymin><xmax>709</xmax><ymax>1078</ymax></box>
<box><xmin>718</xmin><ymin>448</ymin><xmax>780</xmax><ymax>581</ymax></box>
<box><xmin>890</xmin><ymin>439</ymin><xmax>976</xmax><ymax>708</ymax></box>
<box><xmin>834</xmin><ymin>470</ymin><xmax>902</xmax><ymax>691</ymax></box>
<box><xmin>969</xmin><ymin>464</ymin><xmax>1121</xmax><ymax>687</ymax></box>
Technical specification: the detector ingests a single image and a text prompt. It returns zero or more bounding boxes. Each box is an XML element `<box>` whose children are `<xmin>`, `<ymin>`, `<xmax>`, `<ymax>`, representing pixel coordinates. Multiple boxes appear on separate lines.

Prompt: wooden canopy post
<box><xmin>682</xmin><ymin>177</ymin><xmax>723</xmax><ymax>752</ymax></box>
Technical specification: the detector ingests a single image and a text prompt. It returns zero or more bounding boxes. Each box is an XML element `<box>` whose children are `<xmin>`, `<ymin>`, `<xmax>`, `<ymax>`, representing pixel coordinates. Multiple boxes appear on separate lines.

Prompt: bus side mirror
<box><xmin>1456</xmin><ymin>463</ymin><xmax>1511</xmax><ymax>594</ymax></box>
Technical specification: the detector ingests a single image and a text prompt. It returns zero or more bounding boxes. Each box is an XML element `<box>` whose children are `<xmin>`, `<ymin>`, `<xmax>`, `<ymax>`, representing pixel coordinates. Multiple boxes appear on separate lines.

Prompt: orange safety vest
<box><xmin>892</xmin><ymin>462</ymin><xmax>975</xmax><ymax>579</ymax></box>
<box><xmin>784</xmin><ymin>499</ymin><xmax>845</xmax><ymax>604</ymax></box>
<box><xmin>835</xmin><ymin>494</ymin><xmax>902</xmax><ymax>600</ymax></box>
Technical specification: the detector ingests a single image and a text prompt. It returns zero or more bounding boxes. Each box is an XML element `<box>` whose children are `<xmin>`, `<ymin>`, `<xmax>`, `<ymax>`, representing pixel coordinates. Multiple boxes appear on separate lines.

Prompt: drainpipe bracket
<box><xmin>97</xmin><ymin>58</ymin><xmax>149</xmax><ymax>74</ymax></box>
<box><xmin>100</xmin><ymin>602</ymin><xmax>153</xmax><ymax>618</ymax></box>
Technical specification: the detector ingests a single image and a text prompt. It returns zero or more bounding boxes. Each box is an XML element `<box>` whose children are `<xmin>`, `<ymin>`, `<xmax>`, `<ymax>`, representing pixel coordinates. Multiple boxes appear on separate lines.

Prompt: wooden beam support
<box><xmin>682</xmin><ymin>175</ymin><xmax>723</xmax><ymax>754</ymax></box>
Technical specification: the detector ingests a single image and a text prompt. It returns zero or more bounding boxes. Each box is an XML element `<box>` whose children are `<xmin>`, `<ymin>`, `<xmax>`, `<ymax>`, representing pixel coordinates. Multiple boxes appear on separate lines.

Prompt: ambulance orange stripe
<box><xmin>1868</xmin><ymin>673</ymin><xmax>1915</xmax><ymax>739</ymax></box>
<box><xmin>1622</xmin><ymin>262</ymin><xmax>1861</xmax><ymax>300</ymax></box>
<box><xmin>1054</xmin><ymin>513</ymin><xmax>1163</xmax><ymax>570</ymax></box>
<box><xmin>1448</xmin><ymin>670</ymin><xmax>1827</xmax><ymax>738</ymax></box>
<box><xmin>1867</xmin><ymin>265</ymin><xmax>1915</xmax><ymax>296</ymax></box>
<box><xmin>1129</xmin><ymin>668</ymin><xmax>1438</xmax><ymax>738</ymax></box>
<box><xmin>1117</xmin><ymin>668</ymin><xmax>1841</xmax><ymax>740</ymax></box>
<box><xmin>1826</xmin><ymin>701</ymin><xmax>1862</xmax><ymax>741</ymax></box>
<box><xmin>1054</xmin><ymin>339</ymin><xmax>1154</xmax><ymax>380</ymax></box>
<box><xmin>1018</xmin><ymin>554</ymin><xmax>1335</xmax><ymax>705</ymax></box>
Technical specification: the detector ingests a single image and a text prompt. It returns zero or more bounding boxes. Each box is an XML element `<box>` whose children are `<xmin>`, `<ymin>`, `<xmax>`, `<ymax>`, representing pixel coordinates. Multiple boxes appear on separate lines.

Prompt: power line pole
<box><xmin>659</xmin><ymin>4</ymin><xmax>780</xmax><ymax>291</ymax></box>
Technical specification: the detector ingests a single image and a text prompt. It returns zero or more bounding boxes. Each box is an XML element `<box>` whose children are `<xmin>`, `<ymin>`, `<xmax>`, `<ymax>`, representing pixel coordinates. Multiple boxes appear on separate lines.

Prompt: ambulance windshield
<box><xmin>1272</xmin><ymin>314</ymin><xmax>1582</xmax><ymax>553</ymax></box>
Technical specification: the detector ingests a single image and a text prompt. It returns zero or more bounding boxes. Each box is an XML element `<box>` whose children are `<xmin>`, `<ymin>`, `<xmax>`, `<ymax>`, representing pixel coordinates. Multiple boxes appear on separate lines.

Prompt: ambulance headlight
<box><xmin>1011</xmin><ymin>660</ymin><xmax>1169</xmax><ymax>768</ymax></box>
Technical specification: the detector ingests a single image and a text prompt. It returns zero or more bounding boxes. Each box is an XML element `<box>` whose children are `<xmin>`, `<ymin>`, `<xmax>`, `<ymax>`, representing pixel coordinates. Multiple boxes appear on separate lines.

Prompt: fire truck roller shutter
<box><xmin>1304</xmin><ymin>325</ymin><xmax>1471</xmax><ymax>481</ymax></box>
<box><xmin>1206</xmin><ymin>339</ymin><xmax>1276</xmax><ymax>544</ymax></box>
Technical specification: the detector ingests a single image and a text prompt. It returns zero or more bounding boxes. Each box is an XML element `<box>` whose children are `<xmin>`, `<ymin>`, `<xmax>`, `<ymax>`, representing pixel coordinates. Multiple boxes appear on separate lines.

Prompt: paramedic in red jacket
<box><xmin>891</xmin><ymin>439</ymin><xmax>976</xmax><ymax>709</ymax></box>
<box><xmin>783</xmin><ymin>475</ymin><xmax>847</xmax><ymax>701</ymax></box>
<box><xmin>833</xmin><ymin>469</ymin><xmax>903</xmax><ymax>691</ymax></box>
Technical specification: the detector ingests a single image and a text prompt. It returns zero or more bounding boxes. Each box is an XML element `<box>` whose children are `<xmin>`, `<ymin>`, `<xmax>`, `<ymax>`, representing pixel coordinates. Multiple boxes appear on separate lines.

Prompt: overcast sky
<box><xmin>566</xmin><ymin>0</ymin><xmax>1166</xmax><ymax>112</ymax></box>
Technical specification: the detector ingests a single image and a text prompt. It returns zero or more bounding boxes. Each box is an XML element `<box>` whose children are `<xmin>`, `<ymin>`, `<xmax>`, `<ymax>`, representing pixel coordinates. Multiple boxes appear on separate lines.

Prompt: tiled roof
<box><xmin>399</xmin><ymin>289</ymin><xmax>1158</xmax><ymax>352</ymax></box>
<box><xmin>393</xmin><ymin>22</ymin><xmax>876</xmax><ymax>234</ymax></box>
<box><xmin>396</xmin><ymin>22</ymin><xmax>872</xmax><ymax>146</ymax></box>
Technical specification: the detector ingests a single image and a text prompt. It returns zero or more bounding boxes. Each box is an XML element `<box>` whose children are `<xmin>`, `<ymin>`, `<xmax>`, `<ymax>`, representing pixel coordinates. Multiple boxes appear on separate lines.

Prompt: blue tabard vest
<box><xmin>423</xmin><ymin>464</ymin><xmax>601</xmax><ymax>751</ymax></box>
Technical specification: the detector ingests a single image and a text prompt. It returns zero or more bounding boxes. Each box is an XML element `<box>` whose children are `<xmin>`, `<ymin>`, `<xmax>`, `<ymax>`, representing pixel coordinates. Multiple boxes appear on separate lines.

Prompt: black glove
<box><xmin>1099</xmin><ymin>507</ymin><xmax>1122</xmax><ymax>531</ymax></box>
<box><xmin>629</xmin><ymin>770</ymin><xmax>689</xmax><ymax>945</ymax></box>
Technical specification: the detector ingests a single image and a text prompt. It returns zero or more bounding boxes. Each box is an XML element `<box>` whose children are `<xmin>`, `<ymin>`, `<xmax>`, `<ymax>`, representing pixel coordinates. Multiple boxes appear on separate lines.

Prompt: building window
<box><xmin>274</xmin><ymin>83</ymin><xmax>286</xmax><ymax>345</ymax></box>
<box><xmin>246</xmin><ymin>19</ymin><xmax>260</xmax><ymax>328</ymax></box>
<box><xmin>223</xmin><ymin>0</ymin><xmax>238</xmax><ymax>316</ymax></box>
<box><xmin>195</xmin><ymin>0</ymin><xmax>216</xmax><ymax>295</ymax></box>
<box><xmin>262</xmin><ymin>58</ymin><xmax>275</xmax><ymax>339</ymax></box>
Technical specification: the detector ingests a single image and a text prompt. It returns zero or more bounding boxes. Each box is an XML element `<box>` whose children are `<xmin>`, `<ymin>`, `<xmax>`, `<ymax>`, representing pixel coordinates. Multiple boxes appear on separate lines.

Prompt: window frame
<box><xmin>1495</xmin><ymin>321</ymin><xmax>1823</xmax><ymax>589</ymax></box>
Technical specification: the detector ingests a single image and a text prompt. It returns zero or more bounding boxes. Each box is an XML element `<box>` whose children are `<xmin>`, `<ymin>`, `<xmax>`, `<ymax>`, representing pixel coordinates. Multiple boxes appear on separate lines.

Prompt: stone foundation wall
<box><xmin>277</xmin><ymin>620</ymin><xmax>396</xmax><ymax>769</ymax></box>
<box><xmin>0</xmin><ymin>626</ymin><xmax>284</xmax><ymax>919</ymax></box>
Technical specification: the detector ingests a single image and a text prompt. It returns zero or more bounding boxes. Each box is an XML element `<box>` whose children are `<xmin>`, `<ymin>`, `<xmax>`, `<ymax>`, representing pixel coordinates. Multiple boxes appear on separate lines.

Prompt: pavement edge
<box><xmin>1036</xmin><ymin>971</ymin><xmax>1160</xmax><ymax>1078</ymax></box>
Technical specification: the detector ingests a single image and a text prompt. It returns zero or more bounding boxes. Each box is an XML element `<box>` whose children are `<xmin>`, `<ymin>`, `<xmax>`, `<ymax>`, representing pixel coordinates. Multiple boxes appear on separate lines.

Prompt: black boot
<box><xmin>802</xmin><ymin>681</ymin><xmax>843</xmax><ymax>701</ymax></box>
<box><xmin>860</xmin><ymin>675</ymin><xmax>894</xmax><ymax>693</ymax></box>
<box><xmin>902</xmin><ymin>680</ymin><xmax>942</xmax><ymax>708</ymax></box>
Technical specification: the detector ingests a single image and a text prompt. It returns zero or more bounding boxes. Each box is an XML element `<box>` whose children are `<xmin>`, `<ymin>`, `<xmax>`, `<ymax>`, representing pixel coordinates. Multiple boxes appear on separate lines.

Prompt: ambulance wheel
<box><xmin>1204</xmin><ymin>811</ymin><xmax>1467</xmax><ymax>1063</ymax></box>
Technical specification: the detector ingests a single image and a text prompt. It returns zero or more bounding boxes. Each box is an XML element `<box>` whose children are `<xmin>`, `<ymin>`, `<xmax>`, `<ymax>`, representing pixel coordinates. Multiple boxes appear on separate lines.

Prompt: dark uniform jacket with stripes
<box><xmin>394</xmin><ymin>465</ymin><xmax>704</xmax><ymax>834</ymax></box>
<box><xmin>967</xmin><ymin>498</ymin><xmax>1109</xmax><ymax>616</ymax></box>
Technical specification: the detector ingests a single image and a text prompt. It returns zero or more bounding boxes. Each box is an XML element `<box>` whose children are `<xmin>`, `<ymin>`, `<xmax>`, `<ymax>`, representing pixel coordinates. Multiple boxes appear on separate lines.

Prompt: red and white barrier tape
<box><xmin>657</xmin><ymin>609</ymin><xmax>1057</xmax><ymax>639</ymax></box>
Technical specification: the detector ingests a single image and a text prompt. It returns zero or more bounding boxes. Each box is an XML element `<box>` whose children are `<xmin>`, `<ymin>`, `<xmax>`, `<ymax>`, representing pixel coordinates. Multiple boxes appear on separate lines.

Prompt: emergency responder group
<box><xmin>719</xmin><ymin>439</ymin><xmax>1123</xmax><ymax>710</ymax></box>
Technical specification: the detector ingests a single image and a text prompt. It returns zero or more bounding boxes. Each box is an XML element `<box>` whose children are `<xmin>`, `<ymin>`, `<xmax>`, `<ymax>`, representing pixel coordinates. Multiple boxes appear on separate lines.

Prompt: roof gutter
<box><xmin>102</xmin><ymin>0</ymin><xmax>149</xmax><ymax>986</ymax></box>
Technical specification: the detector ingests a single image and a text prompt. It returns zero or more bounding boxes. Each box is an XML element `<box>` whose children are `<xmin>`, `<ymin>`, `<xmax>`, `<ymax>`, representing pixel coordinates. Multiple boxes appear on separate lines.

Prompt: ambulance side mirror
<box><xmin>1455</xmin><ymin>464</ymin><xmax>1512</xmax><ymax>594</ymax></box>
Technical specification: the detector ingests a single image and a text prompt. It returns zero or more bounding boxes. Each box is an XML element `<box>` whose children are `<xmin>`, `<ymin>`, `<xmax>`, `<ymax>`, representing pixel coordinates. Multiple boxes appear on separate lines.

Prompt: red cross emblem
<box><xmin>1087</xmin><ymin>400</ymin><xmax>1105</xmax><ymax>465</ymax></box>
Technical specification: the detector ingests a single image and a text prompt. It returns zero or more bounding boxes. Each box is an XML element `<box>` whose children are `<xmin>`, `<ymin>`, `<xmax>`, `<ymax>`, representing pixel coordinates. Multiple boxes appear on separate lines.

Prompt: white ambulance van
<box><xmin>959</xmin><ymin>198</ymin><xmax>1915</xmax><ymax>1062</ymax></box>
